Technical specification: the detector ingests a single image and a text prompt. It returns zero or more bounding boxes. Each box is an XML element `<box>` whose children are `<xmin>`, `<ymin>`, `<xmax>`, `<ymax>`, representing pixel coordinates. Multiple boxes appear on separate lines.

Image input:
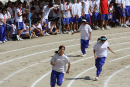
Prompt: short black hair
<box><xmin>24</xmin><ymin>19</ymin><xmax>29</xmax><ymax>23</ymax></box>
<box><xmin>18</xmin><ymin>1</ymin><xmax>22</xmax><ymax>5</ymax></box>
<box><xmin>5</xmin><ymin>5</ymin><xmax>9</xmax><ymax>9</ymax></box>
<box><xmin>2</xmin><ymin>8</ymin><xmax>7</xmax><ymax>13</ymax></box>
<box><xmin>31</xmin><ymin>7</ymin><xmax>36</xmax><ymax>10</ymax></box>
<box><xmin>0</xmin><ymin>6</ymin><xmax>3</xmax><ymax>10</ymax></box>
<box><xmin>48</xmin><ymin>2</ymin><xmax>53</xmax><ymax>7</ymax></box>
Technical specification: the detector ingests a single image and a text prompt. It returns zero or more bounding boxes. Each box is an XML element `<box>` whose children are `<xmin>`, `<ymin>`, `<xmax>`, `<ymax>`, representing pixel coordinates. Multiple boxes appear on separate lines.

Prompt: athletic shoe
<box><xmin>0</xmin><ymin>41</ymin><xmax>2</xmax><ymax>44</ymax></box>
<box><xmin>45</xmin><ymin>33</ymin><xmax>50</xmax><ymax>36</ymax></box>
<box><xmin>68</xmin><ymin>31</ymin><xmax>72</xmax><ymax>34</ymax></box>
<box><xmin>82</xmin><ymin>54</ymin><xmax>86</xmax><ymax>57</ymax></box>
<box><xmin>36</xmin><ymin>36</ymin><xmax>39</xmax><ymax>38</ymax></box>
<box><xmin>7</xmin><ymin>37</ymin><xmax>12</xmax><ymax>41</ymax></box>
<box><xmin>63</xmin><ymin>31</ymin><xmax>67</xmax><ymax>34</ymax></box>
<box><xmin>96</xmin><ymin>26</ymin><xmax>100</xmax><ymax>29</ymax></box>
<box><xmin>16</xmin><ymin>35</ymin><xmax>20</xmax><ymax>41</ymax></box>
<box><xmin>121</xmin><ymin>24</ymin><xmax>123</xmax><ymax>27</ymax></box>
<box><xmin>19</xmin><ymin>37</ymin><xmax>23</xmax><ymax>41</ymax></box>
<box><xmin>105</xmin><ymin>26</ymin><xmax>110</xmax><ymax>30</ymax></box>
<box><xmin>2</xmin><ymin>41</ymin><xmax>6</xmax><ymax>43</ymax></box>
<box><xmin>71</xmin><ymin>30</ymin><xmax>74</xmax><ymax>33</ymax></box>
<box><xmin>95</xmin><ymin>77</ymin><xmax>98</xmax><ymax>81</ymax></box>
<box><xmin>74</xmin><ymin>30</ymin><xmax>77</xmax><ymax>32</ymax></box>
<box><xmin>101</xmin><ymin>27</ymin><xmax>104</xmax><ymax>31</ymax></box>
<box><xmin>123</xmin><ymin>24</ymin><xmax>129</xmax><ymax>28</ymax></box>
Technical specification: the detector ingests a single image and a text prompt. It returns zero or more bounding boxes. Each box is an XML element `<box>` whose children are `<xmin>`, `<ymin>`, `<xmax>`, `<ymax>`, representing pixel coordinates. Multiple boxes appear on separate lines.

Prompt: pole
<box><xmin>59</xmin><ymin>0</ymin><xmax>62</xmax><ymax>34</ymax></box>
<box><xmin>28</xmin><ymin>0</ymin><xmax>31</xmax><ymax>39</ymax></box>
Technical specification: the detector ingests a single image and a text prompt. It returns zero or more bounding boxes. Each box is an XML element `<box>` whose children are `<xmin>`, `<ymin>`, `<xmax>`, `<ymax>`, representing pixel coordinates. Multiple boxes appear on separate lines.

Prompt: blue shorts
<box><xmin>83</xmin><ymin>14</ymin><xmax>90</xmax><ymax>23</ymax></box>
<box><xmin>51</xmin><ymin>70</ymin><xmax>64</xmax><ymax>87</ymax></box>
<box><xmin>66</xmin><ymin>17</ymin><xmax>73</xmax><ymax>24</ymax></box>
<box><xmin>93</xmin><ymin>13</ymin><xmax>100</xmax><ymax>21</ymax></box>
<box><xmin>16</xmin><ymin>22</ymin><xmax>24</xmax><ymax>30</ymax></box>
<box><xmin>20</xmin><ymin>31</ymin><xmax>28</xmax><ymax>36</ymax></box>
<box><xmin>52</xmin><ymin>28</ymin><xmax>55</xmax><ymax>32</ymax></box>
<box><xmin>117</xmin><ymin>7</ymin><xmax>123</xmax><ymax>17</ymax></box>
<box><xmin>125</xmin><ymin>6</ymin><xmax>130</xmax><ymax>16</ymax></box>
<box><xmin>61</xmin><ymin>18</ymin><xmax>66</xmax><ymax>25</ymax></box>
<box><xmin>45</xmin><ymin>19</ymin><xmax>48</xmax><ymax>24</ymax></box>
<box><xmin>7</xmin><ymin>21</ymin><xmax>12</xmax><ymax>30</ymax></box>
<box><xmin>101</xmin><ymin>14</ymin><xmax>109</xmax><ymax>20</ymax></box>
<box><xmin>73</xmin><ymin>16</ymin><xmax>82</xmax><ymax>23</ymax></box>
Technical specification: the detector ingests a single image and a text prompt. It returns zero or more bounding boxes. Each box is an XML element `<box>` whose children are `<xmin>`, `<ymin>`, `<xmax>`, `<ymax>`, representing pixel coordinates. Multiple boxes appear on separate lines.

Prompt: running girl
<box><xmin>72</xmin><ymin>19</ymin><xmax>92</xmax><ymax>57</ymax></box>
<box><xmin>50</xmin><ymin>45</ymin><xmax>71</xmax><ymax>87</ymax></box>
<box><xmin>93</xmin><ymin>36</ymin><xmax>115</xmax><ymax>80</ymax></box>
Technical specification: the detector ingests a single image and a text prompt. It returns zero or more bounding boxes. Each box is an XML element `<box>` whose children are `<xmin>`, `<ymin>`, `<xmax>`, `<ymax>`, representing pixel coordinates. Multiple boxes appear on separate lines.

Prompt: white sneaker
<box><xmin>95</xmin><ymin>77</ymin><xmax>98</xmax><ymax>81</ymax></box>
<box><xmin>0</xmin><ymin>41</ymin><xmax>2</xmax><ymax>44</ymax></box>
<box><xmin>121</xmin><ymin>24</ymin><xmax>123</xmax><ymax>27</ymax></box>
<box><xmin>123</xmin><ymin>24</ymin><xmax>129</xmax><ymax>28</ymax></box>
<box><xmin>45</xmin><ymin>33</ymin><xmax>50</xmax><ymax>36</ymax></box>
<box><xmin>68</xmin><ymin>31</ymin><xmax>72</xmax><ymax>34</ymax></box>
<box><xmin>16</xmin><ymin>35</ymin><xmax>20</xmax><ymax>41</ymax></box>
<box><xmin>2</xmin><ymin>41</ymin><xmax>6</xmax><ymax>43</ymax></box>
<box><xmin>36</xmin><ymin>36</ymin><xmax>39</xmax><ymax>38</ymax></box>
<box><xmin>81</xmin><ymin>54</ymin><xmax>86</xmax><ymax>57</ymax></box>
<box><xmin>101</xmin><ymin>27</ymin><xmax>104</xmax><ymax>31</ymax></box>
<box><xmin>5</xmin><ymin>39</ymin><xmax>7</xmax><ymax>42</ymax></box>
<box><xmin>71</xmin><ymin>30</ymin><xmax>74</xmax><ymax>33</ymax></box>
<box><xmin>105</xmin><ymin>26</ymin><xmax>110</xmax><ymax>30</ymax></box>
<box><xmin>19</xmin><ymin>37</ymin><xmax>23</xmax><ymax>41</ymax></box>
<box><xmin>96</xmin><ymin>26</ymin><xmax>100</xmax><ymax>29</ymax></box>
<box><xmin>74</xmin><ymin>30</ymin><xmax>77</xmax><ymax>32</ymax></box>
<box><xmin>63</xmin><ymin>31</ymin><xmax>67</xmax><ymax>34</ymax></box>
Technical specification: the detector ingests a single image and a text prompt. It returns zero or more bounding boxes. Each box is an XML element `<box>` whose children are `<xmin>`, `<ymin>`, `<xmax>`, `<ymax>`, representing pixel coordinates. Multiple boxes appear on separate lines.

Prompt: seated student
<box><xmin>33</xmin><ymin>20</ymin><xmax>45</xmax><ymax>36</ymax></box>
<box><xmin>37</xmin><ymin>13</ymin><xmax>49</xmax><ymax>36</ymax></box>
<box><xmin>30</xmin><ymin>22</ymin><xmax>38</xmax><ymax>38</ymax></box>
<box><xmin>48</xmin><ymin>19</ymin><xmax>59</xmax><ymax>34</ymax></box>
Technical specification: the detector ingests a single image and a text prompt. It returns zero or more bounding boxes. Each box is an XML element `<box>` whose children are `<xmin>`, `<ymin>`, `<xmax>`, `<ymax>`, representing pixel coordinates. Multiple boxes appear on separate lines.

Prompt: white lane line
<box><xmin>0</xmin><ymin>41</ymin><xmax>130</xmax><ymax>85</ymax></box>
<box><xmin>0</xmin><ymin>32</ymin><xmax>130</xmax><ymax>55</ymax></box>
<box><xmin>104</xmin><ymin>65</ymin><xmax>130</xmax><ymax>87</ymax></box>
<box><xmin>30</xmin><ymin>43</ymin><xmax>130</xmax><ymax>87</ymax></box>
<box><xmin>67</xmin><ymin>55</ymin><xmax>130</xmax><ymax>87</ymax></box>
<box><xmin>1</xmin><ymin>35</ymin><xmax>130</xmax><ymax>65</ymax></box>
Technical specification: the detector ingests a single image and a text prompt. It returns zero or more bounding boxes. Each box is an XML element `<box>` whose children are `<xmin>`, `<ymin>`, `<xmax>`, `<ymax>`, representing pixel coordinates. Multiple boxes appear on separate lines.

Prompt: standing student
<box><xmin>50</xmin><ymin>45</ymin><xmax>71</xmax><ymax>87</ymax></box>
<box><xmin>93</xmin><ymin>36</ymin><xmax>115</xmax><ymax>80</ymax></box>
<box><xmin>125</xmin><ymin>0</ymin><xmax>130</xmax><ymax>25</ymax></box>
<box><xmin>100</xmin><ymin>0</ymin><xmax>110</xmax><ymax>30</ymax></box>
<box><xmin>15</xmin><ymin>2</ymin><xmax>25</xmax><ymax>41</ymax></box>
<box><xmin>72</xmin><ymin>19</ymin><xmax>92</xmax><ymax>57</ymax></box>
<box><xmin>0</xmin><ymin>8</ymin><xmax>7</xmax><ymax>44</ymax></box>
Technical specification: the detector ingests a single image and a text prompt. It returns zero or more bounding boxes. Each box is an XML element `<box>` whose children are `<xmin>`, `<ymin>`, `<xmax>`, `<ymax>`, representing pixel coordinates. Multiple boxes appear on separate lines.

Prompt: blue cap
<box><xmin>100</xmin><ymin>38</ymin><xmax>107</xmax><ymax>41</ymax></box>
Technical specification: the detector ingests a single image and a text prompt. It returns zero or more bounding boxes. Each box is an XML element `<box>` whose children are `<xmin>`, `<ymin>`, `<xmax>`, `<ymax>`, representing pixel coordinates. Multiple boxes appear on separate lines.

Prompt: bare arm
<box><xmin>66</xmin><ymin>63</ymin><xmax>71</xmax><ymax>73</ymax></box>
<box><xmin>107</xmin><ymin>47</ymin><xmax>115</xmax><ymax>54</ymax></box>
<box><xmin>0</xmin><ymin>19</ymin><xmax>6</xmax><ymax>24</ymax></box>
<box><xmin>82</xmin><ymin>2</ymin><xmax>85</xmax><ymax>16</ymax></box>
<box><xmin>89</xmin><ymin>31</ymin><xmax>92</xmax><ymax>40</ymax></box>
<box><xmin>72</xmin><ymin>30</ymin><xmax>80</xmax><ymax>35</ymax></box>
<box><xmin>17</xmin><ymin>12</ymin><xmax>22</xmax><ymax>17</ymax></box>
<box><xmin>93</xmin><ymin>49</ymin><xmax>97</xmax><ymax>59</ymax></box>
<box><xmin>51</xmin><ymin>62</ymin><xmax>56</xmax><ymax>65</ymax></box>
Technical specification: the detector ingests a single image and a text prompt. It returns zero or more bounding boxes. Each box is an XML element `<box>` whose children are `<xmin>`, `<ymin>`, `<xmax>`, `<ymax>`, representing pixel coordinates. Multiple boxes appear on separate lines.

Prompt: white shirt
<box><xmin>42</xmin><ymin>5</ymin><xmax>54</xmax><ymax>19</ymax></box>
<box><xmin>93</xmin><ymin>41</ymin><xmax>109</xmax><ymax>57</ymax></box>
<box><xmin>77</xmin><ymin>2</ymin><xmax>82</xmax><ymax>17</ymax></box>
<box><xmin>33</xmin><ymin>23</ymin><xmax>42</xmax><ymax>30</ymax></box>
<box><xmin>48</xmin><ymin>21</ymin><xmax>56</xmax><ymax>30</ymax></box>
<box><xmin>125</xmin><ymin>0</ymin><xmax>130</xmax><ymax>6</ymax></box>
<box><xmin>15</xmin><ymin>8</ymin><xmax>23</xmax><ymax>22</ymax></box>
<box><xmin>115</xmin><ymin>0</ymin><xmax>123</xmax><ymax>7</ymax></box>
<box><xmin>122</xmin><ymin>0</ymin><xmax>126</xmax><ymax>9</ymax></box>
<box><xmin>11</xmin><ymin>24</ymin><xmax>17</xmax><ymax>35</ymax></box>
<box><xmin>61</xmin><ymin>3</ymin><xmax>66</xmax><ymax>18</ymax></box>
<box><xmin>53</xmin><ymin>4</ymin><xmax>59</xmax><ymax>17</ymax></box>
<box><xmin>71</xmin><ymin>3</ymin><xmax>77</xmax><ymax>16</ymax></box>
<box><xmin>0</xmin><ymin>13</ymin><xmax>7</xmax><ymax>25</ymax></box>
<box><xmin>6</xmin><ymin>11</ymin><xmax>11</xmax><ymax>22</ymax></box>
<box><xmin>78</xmin><ymin>24</ymin><xmax>92</xmax><ymax>40</ymax></box>
<box><xmin>64</xmin><ymin>3</ymin><xmax>72</xmax><ymax>18</ymax></box>
<box><xmin>50</xmin><ymin>54</ymin><xmax>70</xmax><ymax>73</ymax></box>
<box><xmin>91</xmin><ymin>0</ymin><xmax>100</xmax><ymax>13</ymax></box>
<box><xmin>83</xmin><ymin>1</ymin><xmax>90</xmax><ymax>14</ymax></box>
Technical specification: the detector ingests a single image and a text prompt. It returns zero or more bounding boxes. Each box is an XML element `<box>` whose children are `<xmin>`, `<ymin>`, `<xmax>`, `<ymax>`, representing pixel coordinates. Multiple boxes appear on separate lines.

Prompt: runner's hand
<box><xmin>66</xmin><ymin>70</ymin><xmax>69</xmax><ymax>74</ymax></box>
<box><xmin>94</xmin><ymin>54</ymin><xmax>97</xmax><ymax>59</ymax></box>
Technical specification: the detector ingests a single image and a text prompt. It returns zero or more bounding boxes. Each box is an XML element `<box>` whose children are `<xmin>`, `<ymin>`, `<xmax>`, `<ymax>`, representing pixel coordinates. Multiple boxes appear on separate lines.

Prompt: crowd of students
<box><xmin>0</xmin><ymin>0</ymin><xmax>130</xmax><ymax>44</ymax></box>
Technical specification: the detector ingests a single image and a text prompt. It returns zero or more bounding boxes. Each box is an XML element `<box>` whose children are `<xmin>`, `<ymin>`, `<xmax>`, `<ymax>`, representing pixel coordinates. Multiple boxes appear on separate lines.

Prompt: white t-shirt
<box><xmin>6</xmin><ymin>11</ymin><xmax>11</xmax><ymax>22</ymax></box>
<box><xmin>77</xmin><ymin>2</ymin><xmax>82</xmax><ymax>17</ymax></box>
<box><xmin>61</xmin><ymin>3</ymin><xmax>66</xmax><ymax>18</ymax></box>
<box><xmin>48</xmin><ymin>21</ymin><xmax>56</xmax><ymax>30</ymax></box>
<box><xmin>93</xmin><ymin>41</ymin><xmax>109</xmax><ymax>57</ymax></box>
<box><xmin>33</xmin><ymin>23</ymin><xmax>42</xmax><ymax>30</ymax></box>
<box><xmin>83</xmin><ymin>1</ymin><xmax>90</xmax><ymax>14</ymax></box>
<box><xmin>50</xmin><ymin>54</ymin><xmax>70</xmax><ymax>73</ymax></box>
<box><xmin>0</xmin><ymin>13</ymin><xmax>7</xmax><ymax>25</ymax></box>
<box><xmin>11</xmin><ymin>24</ymin><xmax>17</xmax><ymax>35</ymax></box>
<box><xmin>126</xmin><ymin>0</ymin><xmax>130</xmax><ymax>6</ymax></box>
<box><xmin>91</xmin><ymin>0</ymin><xmax>100</xmax><ymax>13</ymax></box>
<box><xmin>115</xmin><ymin>0</ymin><xmax>123</xmax><ymax>7</ymax></box>
<box><xmin>53</xmin><ymin>4</ymin><xmax>59</xmax><ymax>17</ymax></box>
<box><xmin>64</xmin><ymin>3</ymin><xmax>72</xmax><ymax>18</ymax></box>
<box><xmin>78</xmin><ymin>24</ymin><xmax>92</xmax><ymax>40</ymax></box>
<box><xmin>42</xmin><ymin>5</ymin><xmax>54</xmax><ymax>19</ymax></box>
<box><xmin>122</xmin><ymin>0</ymin><xmax>126</xmax><ymax>9</ymax></box>
<box><xmin>71</xmin><ymin>3</ymin><xmax>78</xmax><ymax>16</ymax></box>
<box><xmin>15</xmin><ymin>8</ymin><xmax>23</xmax><ymax>22</ymax></box>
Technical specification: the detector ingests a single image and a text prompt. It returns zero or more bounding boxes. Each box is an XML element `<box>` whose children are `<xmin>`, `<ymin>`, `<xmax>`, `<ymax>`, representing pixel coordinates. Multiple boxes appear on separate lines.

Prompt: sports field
<box><xmin>0</xmin><ymin>27</ymin><xmax>130</xmax><ymax>87</ymax></box>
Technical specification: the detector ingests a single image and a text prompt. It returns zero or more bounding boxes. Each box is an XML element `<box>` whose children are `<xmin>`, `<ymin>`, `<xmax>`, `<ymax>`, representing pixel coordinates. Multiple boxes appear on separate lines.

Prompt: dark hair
<box><xmin>34</xmin><ymin>20</ymin><xmax>38</xmax><ymax>24</ymax></box>
<box><xmin>48</xmin><ymin>2</ymin><xmax>53</xmax><ymax>7</ymax></box>
<box><xmin>31</xmin><ymin>7</ymin><xmax>36</xmax><ymax>10</ymax></box>
<box><xmin>24</xmin><ymin>19</ymin><xmax>29</xmax><ymax>23</ymax></box>
<box><xmin>97</xmin><ymin>36</ymin><xmax>107</xmax><ymax>42</ymax></box>
<box><xmin>55</xmin><ymin>45</ymin><xmax>65</xmax><ymax>54</ymax></box>
<box><xmin>110</xmin><ymin>1</ymin><xmax>113</xmax><ymax>4</ymax></box>
<box><xmin>2</xmin><ymin>8</ymin><xmax>7</xmax><ymax>13</ymax></box>
<box><xmin>5</xmin><ymin>5</ymin><xmax>9</xmax><ymax>9</ymax></box>
<box><xmin>0</xmin><ymin>6</ymin><xmax>2</xmax><ymax>10</ymax></box>
<box><xmin>18</xmin><ymin>1</ymin><xmax>22</xmax><ymax>5</ymax></box>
